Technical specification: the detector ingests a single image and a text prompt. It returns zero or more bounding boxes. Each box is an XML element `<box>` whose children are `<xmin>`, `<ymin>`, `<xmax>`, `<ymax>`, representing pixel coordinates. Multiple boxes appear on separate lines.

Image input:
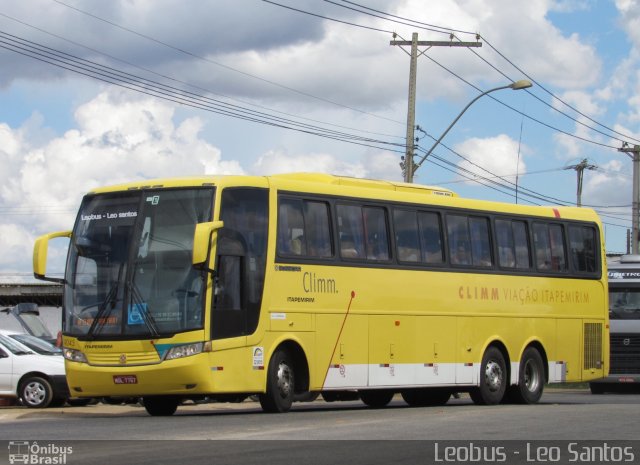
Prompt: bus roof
<box><xmin>88</xmin><ymin>172</ymin><xmax>601</xmax><ymax>223</ymax></box>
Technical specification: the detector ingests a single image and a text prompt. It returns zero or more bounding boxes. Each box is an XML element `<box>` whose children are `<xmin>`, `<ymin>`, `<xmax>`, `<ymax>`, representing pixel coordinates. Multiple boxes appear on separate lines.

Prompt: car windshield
<box><xmin>10</xmin><ymin>334</ymin><xmax>61</xmax><ymax>355</ymax></box>
<box><xmin>63</xmin><ymin>188</ymin><xmax>214</xmax><ymax>339</ymax></box>
<box><xmin>0</xmin><ymin>334</ymin><xmax>35</xmax><ymax>355</ymax></box>
<box><xmin>16</xmin><ymin>313</ymin><xmax>54</xmax><ymax>340</ymax></box>
<box><xmin>609</xmin><ymin>288</ymin><xmax>640</xmax><ymax>319</ymax></box>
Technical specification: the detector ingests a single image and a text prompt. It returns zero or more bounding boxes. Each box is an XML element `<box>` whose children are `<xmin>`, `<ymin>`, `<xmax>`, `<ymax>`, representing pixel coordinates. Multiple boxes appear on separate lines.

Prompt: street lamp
<box><xmin>406</xmin><ymin>79</ymin><xmax>533</xmax><ymax>183</ymax></box>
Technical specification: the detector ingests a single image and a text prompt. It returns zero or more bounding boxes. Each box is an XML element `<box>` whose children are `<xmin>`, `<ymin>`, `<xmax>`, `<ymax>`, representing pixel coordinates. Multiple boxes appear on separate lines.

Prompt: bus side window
<box><xmin>393</xmin><ymin>209</ymin><xmax>420</xmax><ymax>263</ymax></box>
<box><xmin>512</xmin><ymin>220</ymin><xmax>531</xmax><ymax>269</ymax></box>
<box><xmin>363</xmin><ymin>207</ymin><xmax>389</xmax><ymax>261</ymax></box>
<box><xmin>496</xmin><ymin>219</ymin><xmax>515</xmax><ymax>268</ymax></box>
<box><xmin>337</xmin><ymin>204</ymin><xmax>365</xmax><ymax>259</ymax></box>
<box><xmin>533</xmin><ymin>223</ymin><xmax>566</xmax><ymax>272</ymax></box>
<box><xmin>549</xmin><ymin>224</ymin><xmax>567</xmax><ymax>271</ymax></box>
<box><xmin>447</xmin><ymin>214</ymin><xmax>471</xmax><ymax>266</ymax></box>
<box><xmin>569</xmin><ymin>225</ymin><xmax>597</xmax><ymax>272</ymax></box>
<box><xmin>304</xmin><ymin>201</ymin><xmax>333</xmax><ymax>258</ymax></box>
<box><xmin>277</xmin><ymin>199</ymin><xmax>306</xmax><ymax>256</ymax></box>
<box><xmin>469</xmin><ymin>217</ymin><xmax>492</xmax><ymax>267</ymax></box>
<box><xmin>418</xmin><ymin>211</ymin><xmax>444</xmax><ymax>264</ymax></box>
<box><xmin>496</xmin><ymin>219</ymin><xmax>531</xmax><ymax>270</ymax></box>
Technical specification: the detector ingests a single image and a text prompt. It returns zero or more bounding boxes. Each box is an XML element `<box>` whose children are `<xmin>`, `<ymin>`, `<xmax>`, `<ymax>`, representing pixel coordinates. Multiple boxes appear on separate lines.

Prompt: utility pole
<box><xmin>391</xmin><ymin>33</ymin><xmax>482</xmax><ymax>183</ymax></box>
<box><xmin>619</xmin><ymin>145</ymin><xmax>640</xmax><ymax>254</ymax></box>
<box><xmin>564</xmin><ymin>158</ymin><xmax>596</xmax><ymax>207</ymax></box>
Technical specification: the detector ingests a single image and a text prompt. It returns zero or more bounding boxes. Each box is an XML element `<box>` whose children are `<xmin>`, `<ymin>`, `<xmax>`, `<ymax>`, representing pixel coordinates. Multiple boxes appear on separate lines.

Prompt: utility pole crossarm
<box><xmin>391</xmin><ymin>33</ymin><xmax>483</xmax><ymax>183</ymax></box>
<box><xmin>389</xmin><ymin>40</ymin><xmax>482</xmax><ymax>47</ymax></box>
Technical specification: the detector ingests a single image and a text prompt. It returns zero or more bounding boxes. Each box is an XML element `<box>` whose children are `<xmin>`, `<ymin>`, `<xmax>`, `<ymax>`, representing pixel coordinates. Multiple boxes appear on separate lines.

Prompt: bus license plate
<box><xmin>113</xmin><ymin>375</ymin><xmax>138</xmax><ymax>384</ymax></box>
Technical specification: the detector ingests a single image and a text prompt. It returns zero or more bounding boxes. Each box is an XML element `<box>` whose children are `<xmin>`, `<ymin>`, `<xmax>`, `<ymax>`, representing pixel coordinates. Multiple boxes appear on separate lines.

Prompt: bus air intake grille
<box><xmin>610</xmin><ymin>333</ymin><xmax>640</xmax><ymax>374</ymax></box>
<box><xmin>583</xmin><ymin>322</ymin><xmax>603</xmax><ymax>370</ymax></box>
<box><xmin>87</xmin><ymin>351</ymin><xmax>160</xmax><ymax>366</ymax></box>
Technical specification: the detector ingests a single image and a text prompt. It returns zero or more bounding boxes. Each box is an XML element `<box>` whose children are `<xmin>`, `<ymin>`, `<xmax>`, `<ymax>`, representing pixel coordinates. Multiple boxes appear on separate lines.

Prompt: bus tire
<box><xmin>589</xmin><ymin>383</ymin><xmax>605</xmax><ymax>395</ymax></box>
<box><xmin>359</xmin><ymin>390</ymin><xmax>394</xmax><ymax>408</ymax></box>
<box><xmin>401</xmin><ymin>388</ymin><xmax>451</xmax><ymax>407</ymax></box>
<box><xmin>20</xmin><ymin>376</ymin><xmax>54</xmax><ymax>408</ymax></box>
<box><xmin>259</xmin><ymin>348</ymin><xmax>294</xmax><ymax>413</ymax></box>
<box><xmin>470</xmin><ymin>346</ymin><xmax>507</xmax><ymax>405</ymax></box>
<box><xmin>143</xmin><ymin>396</ymin><xmax>179</xmax><ymax>416</ymax></box>
<box><xmin>508</xmin><ymin>347</ymin><xmax>544</xmax><ymax>404</ymax></box>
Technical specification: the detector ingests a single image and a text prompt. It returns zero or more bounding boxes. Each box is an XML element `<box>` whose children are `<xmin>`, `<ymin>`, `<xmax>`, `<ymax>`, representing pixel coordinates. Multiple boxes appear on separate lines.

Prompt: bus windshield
<box><xmin>63</xmin><ymin>188</ymin><xmax>214</xmax><ymax>339</ymax></box>
<box><xmin>609</xmin><ymin>287</ymin><xmax>640</xmax><ymax>320</ymax></box>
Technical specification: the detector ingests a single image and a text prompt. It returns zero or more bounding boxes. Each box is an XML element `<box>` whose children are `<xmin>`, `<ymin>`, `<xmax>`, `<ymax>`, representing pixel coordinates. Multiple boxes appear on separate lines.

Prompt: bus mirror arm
<box><xmin>192</xmin><ymin>221</ymin><xmax>224</xmax><ymax>269</ymax></box>
<box><xmin>33</xmin><ymin>230</ymin><xmax>72</xmax><ymax>284</ymax></box>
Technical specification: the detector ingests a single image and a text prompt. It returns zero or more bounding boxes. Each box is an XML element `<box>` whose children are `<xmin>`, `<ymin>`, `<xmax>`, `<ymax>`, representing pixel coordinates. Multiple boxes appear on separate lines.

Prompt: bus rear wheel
<box><xmin>143</xmin><ymin>396</ymin><xmax>179</xmax><ymax>416</ymax></box>
<box><xmin>259</xmin><ymin>348</ymin><xmax>295</xmax><ymax>413</ymax></box>
<box><xmin>507</xmin><ymin>347</ymin><xmax>544</xmax><ymax>404</ymax></box>
<box><xmin>401</xmin><ymin>388</ymin><xmax>451</xmax><ymax>407</ymax></box>
<box><xmin>359</xmin><ymin>390</ymin><xmax>394</xmax><ymax>408</ymax></box>
<box><xmin>470</xmin><ymin>346</ymin><xmax>507</xmax><ymax>405</ymax></box>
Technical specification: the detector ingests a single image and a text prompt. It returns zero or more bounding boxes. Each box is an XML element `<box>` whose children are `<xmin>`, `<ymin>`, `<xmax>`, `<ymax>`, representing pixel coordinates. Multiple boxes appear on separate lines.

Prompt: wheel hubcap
<box><xmin>24</xmin><ymin>382</ymin><xmax>46</xmax><ymax>405</ymax></box>
<box><xmin>485</xmin><ymin>360</ymin><xmax>503</xmax><ymax>392</ymax></box>
<box><xmin>276</xmin><ymin>362</ymin><xmax>293</xmax><ymax>399</ymax></box>
<box><xmin>524</xmin><ymin>359</ymin><xmax>540</xmax><ymax>392</ymax></box>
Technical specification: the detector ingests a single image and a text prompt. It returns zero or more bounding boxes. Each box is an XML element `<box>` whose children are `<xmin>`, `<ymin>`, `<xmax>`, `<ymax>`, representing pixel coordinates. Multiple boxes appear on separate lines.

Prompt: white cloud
<box><xmin>0</xmin><ymin>89</ymin><xmax>242</xmax><ymax>277</ymax></box>
<box><xmin>454</xmin><ymin>134</ymin><xmax>528</xmax><ymax>183</ymax></box>
<box><xmin>251</xmin><ymin>149</ymin><xmax>367</xmax><ymax>178</ymax></box>
<box><xmin>583</xmin><ymin>159</ymin><xmax>631</xmax><ymax>230</ymax></box>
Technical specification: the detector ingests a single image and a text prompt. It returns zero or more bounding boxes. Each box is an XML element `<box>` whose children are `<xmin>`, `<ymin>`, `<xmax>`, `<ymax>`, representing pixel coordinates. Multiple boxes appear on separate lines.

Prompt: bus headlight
<box><xmin>63</xmin><ymin>348</ymin><xmax>88</xmax><ymax>363</ymax></box>
<box><xmin>164</xmin><ymin>342</ymin><xmax>204</xmax><ymax>360</ymax></box>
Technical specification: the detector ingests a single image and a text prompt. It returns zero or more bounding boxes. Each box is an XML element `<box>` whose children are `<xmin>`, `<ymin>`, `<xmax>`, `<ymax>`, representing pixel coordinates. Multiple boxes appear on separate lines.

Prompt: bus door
<box><xmin>210</xmin><ymin>188</ymin><xmax>268</xmax><ymax>348</ymax></box>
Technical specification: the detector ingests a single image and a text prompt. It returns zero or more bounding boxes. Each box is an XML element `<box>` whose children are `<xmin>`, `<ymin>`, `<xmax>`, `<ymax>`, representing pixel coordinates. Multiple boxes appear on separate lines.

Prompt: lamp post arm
<box><xmin>412</xmin><ymin>84</ymin><xmax>513</xmax><ymax>174</ymax></box>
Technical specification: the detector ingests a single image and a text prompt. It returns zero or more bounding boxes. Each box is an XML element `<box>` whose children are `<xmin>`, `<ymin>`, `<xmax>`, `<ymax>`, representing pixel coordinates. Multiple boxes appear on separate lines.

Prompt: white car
<box><xmin>0</xmin><ymin>333</ymin><xmax>68</xmax><ymax>408</ymax></box>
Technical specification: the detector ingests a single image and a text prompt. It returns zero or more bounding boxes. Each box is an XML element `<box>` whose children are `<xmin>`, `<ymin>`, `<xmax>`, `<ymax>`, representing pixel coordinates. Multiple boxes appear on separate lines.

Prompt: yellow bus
<box><xmin>33</xmin><ymin>173</ymin><xmax>608</xmax><ymax>415</ymax></box>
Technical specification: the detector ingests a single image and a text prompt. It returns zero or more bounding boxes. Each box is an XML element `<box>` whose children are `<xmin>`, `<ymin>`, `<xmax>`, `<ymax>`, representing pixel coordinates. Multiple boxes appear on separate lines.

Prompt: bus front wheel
<box><xmin>143</xmin><ymin>396</ymin><xmax>179</xmax><ymax>416</ymax></box>
<box><xmin>470</xmin><ymin>346</ymin><xmax>507</xmax><ymax>405</ymax></box>
<box><xmin>259</xmin><ymin>348</ymin><xmax>295</xmax><ymax>413</ymax></box>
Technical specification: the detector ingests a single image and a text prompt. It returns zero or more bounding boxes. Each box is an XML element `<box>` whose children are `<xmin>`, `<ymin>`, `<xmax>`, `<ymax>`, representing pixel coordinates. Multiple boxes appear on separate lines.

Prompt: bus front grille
<box><xmin>610</xmin><ymin>333</ymin><xmax>640</xmax><ymax>375</ymax></box>
<box><xmin>87</xmin><ymin>350</ymin><xmax>161</xmax><ymax>366</ymax></box>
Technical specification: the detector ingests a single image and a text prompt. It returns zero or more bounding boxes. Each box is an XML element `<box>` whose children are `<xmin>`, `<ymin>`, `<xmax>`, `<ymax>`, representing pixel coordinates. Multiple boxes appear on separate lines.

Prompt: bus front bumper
<box><xmin>65</xmin><ymin>356</ymin><xmax>215</xmax><ymax>397</ymax></box>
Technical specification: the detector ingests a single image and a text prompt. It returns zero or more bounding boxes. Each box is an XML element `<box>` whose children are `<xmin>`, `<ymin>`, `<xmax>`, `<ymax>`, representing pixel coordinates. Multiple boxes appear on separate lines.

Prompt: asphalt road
<box><xmin>1</xmin><ymin>390</ymin><xmax>638</xmax><ymax>465</ymax></box>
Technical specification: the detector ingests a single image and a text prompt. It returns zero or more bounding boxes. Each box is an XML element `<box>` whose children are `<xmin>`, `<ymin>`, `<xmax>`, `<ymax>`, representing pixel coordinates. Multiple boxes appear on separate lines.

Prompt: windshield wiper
<box><xmin>128</xmin><ymin>281</ymin><xmax>160</xmax><ymax>337</ymax></box>
<box><xmin>87</xmin><ymin>263</ymin><xmax>124</xmax><ymax>339</ymax></box>
<box><xmin>14</xmin><ymin>350</ymin><xmax>35</xmax><ymax>355</ymax></box>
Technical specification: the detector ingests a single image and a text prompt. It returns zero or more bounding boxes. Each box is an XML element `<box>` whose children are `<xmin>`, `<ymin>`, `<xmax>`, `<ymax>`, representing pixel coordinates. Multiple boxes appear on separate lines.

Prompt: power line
<box><xmin>333</xmin><ymin>0</ymin><xmax>478</xmax><ymax>36</ymax></box>
<box><xmin>420</xmin><ymin>52</ymin><xmax>622</xmax><ymax>150</ymax></box>
<box><xmin>319</xmin><ymin>1</ymin><xmax>640</xmax><ymax>146</ymax></box>
<box><xmin>0</xmin><ymin>30</ymin><xmax>405</xmax><ymax>154</ymax></box>
<box><xmin>480</xmin><ymin>36</ymin><xmax>640</xmax><ymax>146</ymax></box>
<box><xmin>261</xmin><ymin>0</ymin><xmax>394</xmax><ymax>34</ymax></box>
<box><xmin>322</xmin><ymin>0</ymin><xmax>476</xmax><ymax>36</ymax></box>
<box><xmin>48</xmin><ymin>0</ymin><xmax>404</xmax><ymax>126</ymax></box>
<box><xmin>45</xmin><ymin>0</ymin><xmax>629</xmax><ymax>151</ymax></box>
<box><xmin>0</xmin><ymin>11</ymin><xmax>405</xmax><ymax>142</ymax></box>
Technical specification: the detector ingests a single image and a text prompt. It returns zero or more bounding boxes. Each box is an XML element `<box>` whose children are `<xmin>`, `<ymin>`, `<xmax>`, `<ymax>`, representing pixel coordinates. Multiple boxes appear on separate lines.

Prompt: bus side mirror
<box><xmin>192</xmin><ymin>221</ymin><xmax>224</xmax><ymax>266</ymax></box>
<box><xmin>33</xmin><ymin>231</ymin><xmax>72</xmax><ymax>283</ymax></box>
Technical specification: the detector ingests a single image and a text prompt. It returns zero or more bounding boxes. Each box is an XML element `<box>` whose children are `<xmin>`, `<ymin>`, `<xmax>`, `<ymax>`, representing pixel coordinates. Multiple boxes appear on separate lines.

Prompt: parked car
<box><xmin>0</xmin><ymin>303</ymin><xmax>56</xmax><ymax>344</ymax></box>
<box><xmin>0</xmin><ymin>333</ymin><xmax>68</xmax><ymax>408</ymax></box>
<box><xmin>0</xmin><ymin>330</ymin><xmax>62</xmax><ymax>356</ymax></box>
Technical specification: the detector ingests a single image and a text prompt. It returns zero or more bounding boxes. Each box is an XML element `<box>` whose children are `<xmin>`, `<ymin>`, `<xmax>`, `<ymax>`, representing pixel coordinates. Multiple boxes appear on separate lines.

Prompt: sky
<box><xmin>1</xmin><ymin>0</ymin><xmax>639</xmax><ymax>282</ymax></box>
